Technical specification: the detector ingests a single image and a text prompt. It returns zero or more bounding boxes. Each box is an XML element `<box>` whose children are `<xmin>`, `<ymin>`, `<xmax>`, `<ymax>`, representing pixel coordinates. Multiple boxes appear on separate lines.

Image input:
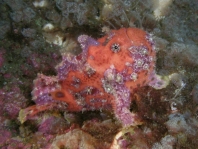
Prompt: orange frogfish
<box><xmin>19</xmin><ymin>28</ymin><xmax>168</xmax><ymax>126</ymax></box>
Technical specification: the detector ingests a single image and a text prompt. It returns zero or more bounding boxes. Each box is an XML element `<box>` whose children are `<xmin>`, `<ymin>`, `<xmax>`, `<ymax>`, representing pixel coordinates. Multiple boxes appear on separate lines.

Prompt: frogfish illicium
<box><xmin>19</xmin><ymin>28</ymin><xmax>168</xmax><ymax>126</ymax></box>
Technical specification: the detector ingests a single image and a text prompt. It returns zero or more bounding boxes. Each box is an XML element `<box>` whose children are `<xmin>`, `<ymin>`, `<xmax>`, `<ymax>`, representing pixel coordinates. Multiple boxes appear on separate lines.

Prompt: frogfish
<box><xmin>19</xmin><ymin>28</ymin><xmax>168</xmax><ymax>126</ymax></box>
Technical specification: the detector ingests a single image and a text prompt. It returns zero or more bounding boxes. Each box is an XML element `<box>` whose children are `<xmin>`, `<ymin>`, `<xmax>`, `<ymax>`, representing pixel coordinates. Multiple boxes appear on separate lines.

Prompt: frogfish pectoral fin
<box><xmin>18</xmin><ymin>103</ymin><xmax>55</xmax><ymax>124</ymax></box>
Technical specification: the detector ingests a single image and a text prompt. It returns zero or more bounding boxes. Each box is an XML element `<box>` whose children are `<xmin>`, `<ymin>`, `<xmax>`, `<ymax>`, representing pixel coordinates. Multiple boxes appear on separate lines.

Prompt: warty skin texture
<box><xmin>19</xmin><ymin>28</ymin><xmax>168</xmax><ymax>126</ymax></box>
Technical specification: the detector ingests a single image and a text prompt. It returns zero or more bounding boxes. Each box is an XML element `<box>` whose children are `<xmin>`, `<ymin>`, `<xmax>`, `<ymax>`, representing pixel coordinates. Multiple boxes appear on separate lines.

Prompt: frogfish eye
<box><xmin>111</xmin><ymin>43</ymin><xmax>120</xmax><ymax>53</ymax></box>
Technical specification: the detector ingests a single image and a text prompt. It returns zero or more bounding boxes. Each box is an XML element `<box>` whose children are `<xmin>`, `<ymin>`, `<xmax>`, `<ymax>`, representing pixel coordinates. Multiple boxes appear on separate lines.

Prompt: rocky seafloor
<box><xmin>0</xmin><ymin>0</ymin><xmax>198</xmax><ymax>148</ymax></box>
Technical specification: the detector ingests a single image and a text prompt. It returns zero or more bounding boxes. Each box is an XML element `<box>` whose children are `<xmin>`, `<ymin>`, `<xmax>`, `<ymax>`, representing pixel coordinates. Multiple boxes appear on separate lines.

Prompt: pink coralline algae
<box><xmin>19</xmin><ymin>28</ymin><xmax>168</xmax><ymax>126</ymax></box>
<box><xmin>0</xmin><ymin>84</ymin><xmax>30</xmax><ymax>148</ymax></box>
<box><xmin>38</xmin><ymin>116</ymin><xmax>69</xmax><ymax>135</ymax></box>
<box><xmin>0</xmin><ymin>130</ymin><xmax>11</xmax><ymax>146</ymax></box>
<box><xmin>0</xmin><ymin>85</ymin><xmax>28</xmax><ymax>120</ymax></box>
